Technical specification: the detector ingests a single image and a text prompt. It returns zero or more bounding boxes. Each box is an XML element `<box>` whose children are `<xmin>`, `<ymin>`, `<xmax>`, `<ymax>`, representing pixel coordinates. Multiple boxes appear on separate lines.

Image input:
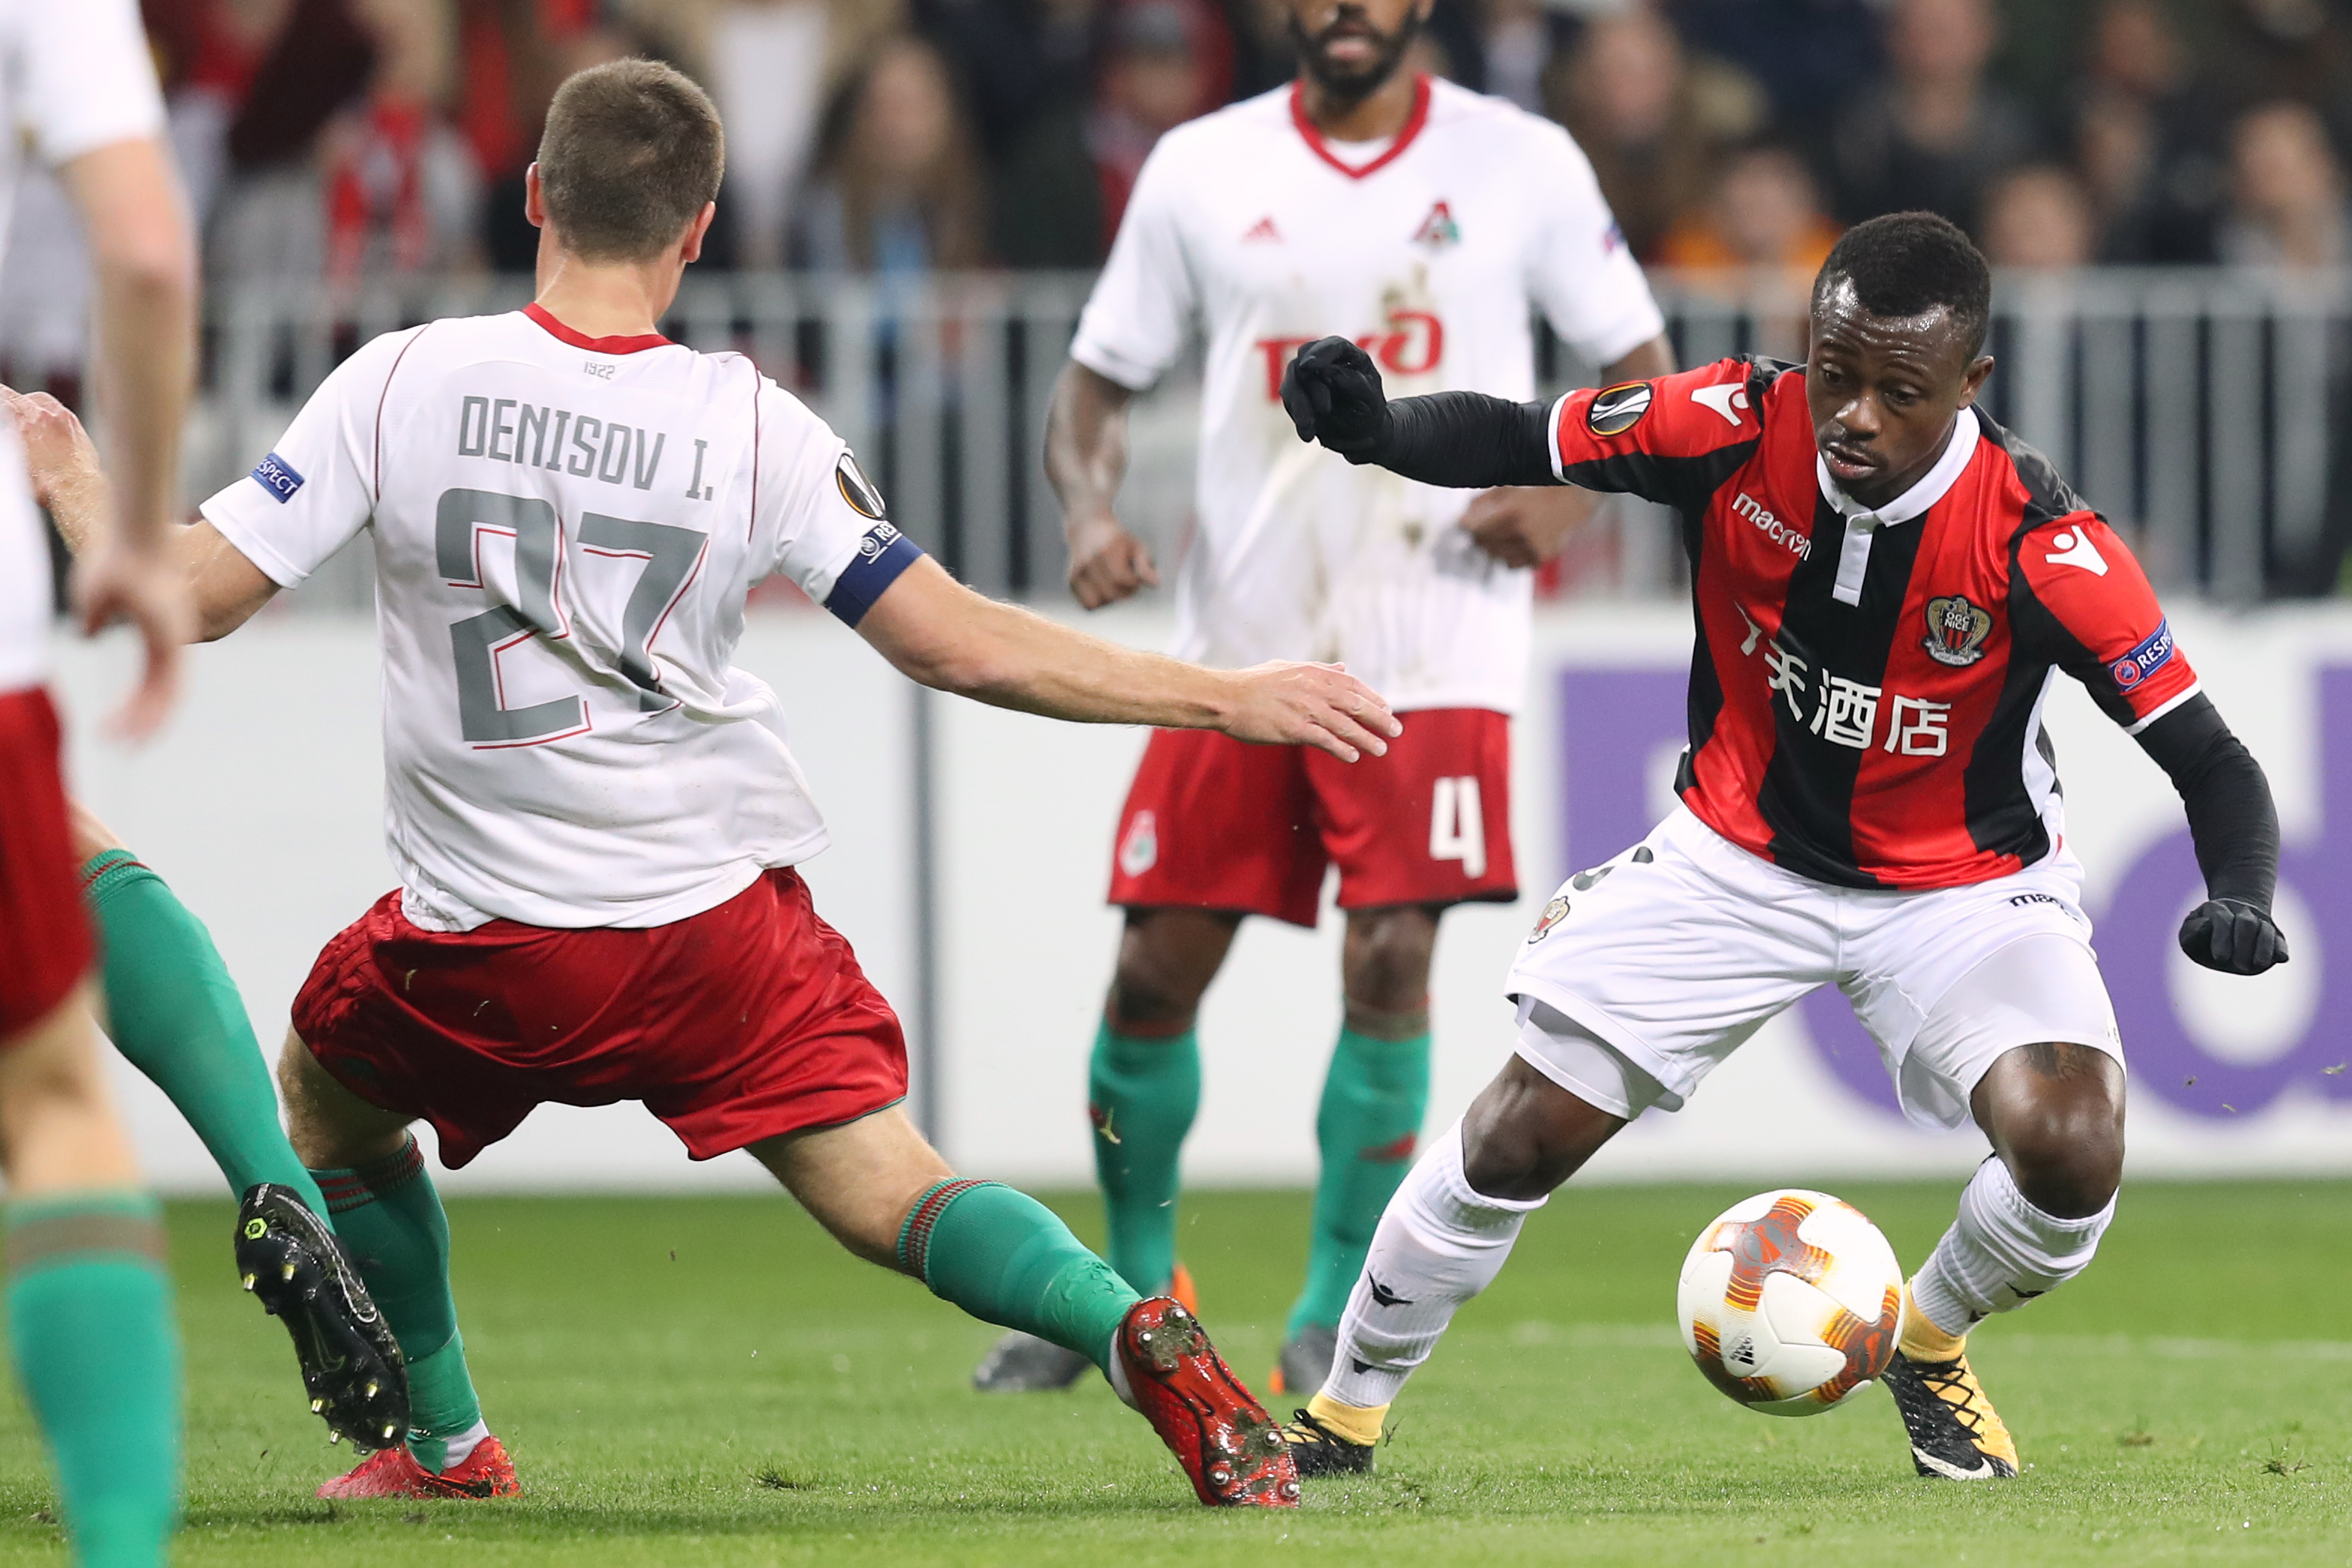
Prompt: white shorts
<box><xmin>1507</xmin><ymin>807</ymin><xmax>2125</xmax><ymax>1131</ymax></box>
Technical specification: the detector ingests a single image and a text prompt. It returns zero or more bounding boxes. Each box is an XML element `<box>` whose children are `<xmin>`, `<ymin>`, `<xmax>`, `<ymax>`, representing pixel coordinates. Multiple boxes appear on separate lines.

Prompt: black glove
<box><xmin>1280</xmin><ymin>336</ymin><xmax>1390</xmax><ymax>461</ymax></box>
<box><xmin>2177</xmin><ymin>897</ymin><xmax>2289</xmax><ymax>975</ymax></box>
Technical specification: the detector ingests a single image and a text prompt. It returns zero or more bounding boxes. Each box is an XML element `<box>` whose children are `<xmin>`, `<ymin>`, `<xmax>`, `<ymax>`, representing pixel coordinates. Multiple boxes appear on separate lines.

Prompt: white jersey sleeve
<box><xmin>201</xmin><ymin>327</ymin><xmax>426</xmax><ymax>587</ymax></box>
<box><xmin>1069</xmin><ymin>142</ymin><xmax>1198</xmax><ymax>392</ymax></box>
<box><xmin>753</xmin><ymin>380</ymin><xmax>923</xmax><ymax>623</ymax></box>
<box><xmin>8</xmin><ymin>0</ymin><xmax>166</xmax><ymax>166</ymax></box>
<box><xmin>1522</xmin><ymin>122</ymin><xmax>1664</xmax><ymax>370</ymax></box>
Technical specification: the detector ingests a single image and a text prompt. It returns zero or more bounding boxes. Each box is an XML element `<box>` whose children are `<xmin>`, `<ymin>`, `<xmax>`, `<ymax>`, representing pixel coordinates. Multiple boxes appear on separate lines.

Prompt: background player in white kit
<box><xmin>971</xmin><ymin>0</ymin><xmax>1675</xmax><ymax>1398</ymax></box>
<box><xmin>150</xmin><ymin>60</ymin><xmax>1397</xmax><ymax>1507</ymax></box>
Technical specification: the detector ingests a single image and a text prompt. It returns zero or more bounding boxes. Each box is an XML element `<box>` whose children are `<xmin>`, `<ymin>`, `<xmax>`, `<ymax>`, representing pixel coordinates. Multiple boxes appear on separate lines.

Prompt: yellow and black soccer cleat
<box><xmin>1882</xmin><ymin>1349</ymin><xmax>2019</xmax><ymax>1480</ymax></box>
<box><xmin>1279</xmin><ymin>1406</ymin><xmax>1377</xmax><ymax>1479</ymax></box>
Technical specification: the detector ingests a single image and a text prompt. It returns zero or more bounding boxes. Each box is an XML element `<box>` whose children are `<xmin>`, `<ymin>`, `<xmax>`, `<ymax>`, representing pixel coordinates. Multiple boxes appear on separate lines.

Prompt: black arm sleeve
<box><xmin>2132</xmin><ymin>693</ymin><xmax>2280</xmax><ymax>910</ymax></box>
<box><xmin>1364</xmin><ymin>391</ymin><xmax>1558</xmax><ymax>489</ymax></box>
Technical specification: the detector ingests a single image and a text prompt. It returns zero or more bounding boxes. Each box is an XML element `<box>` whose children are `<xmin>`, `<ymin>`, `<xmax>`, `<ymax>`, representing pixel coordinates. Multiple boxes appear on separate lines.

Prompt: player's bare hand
<box><xmin>1460</xmin><ymin>486</ymin><xmax>1599</xmax><ymax>569</ymax></box>
<box><xmin>2177</xmin><ymin>897</ymin><xmax>2289</xmax><ymax>975</ymax></box>
<box><xmin>1281</xmin><ymin>337</ymin><xmax>1390</xmax><ymax>462</ymax></box>
<box><xmin>70</xmin><ymin>534</ymin><xmax>190</xmax><ymax>743</ymax></box>
<box><xmin>0</xmin><ymin>385</ymin><xmax>104</xmax><ymax>547</ymax></box>
<box><xmin>1221</xmin><ymin>660</ymin><xmax>1400</xmax><ymax>762</ymax></box>
<box><xmin>1067</xmin><ymin>514</ymin><xmax>1160</xmax><ymax>609</ymax></box>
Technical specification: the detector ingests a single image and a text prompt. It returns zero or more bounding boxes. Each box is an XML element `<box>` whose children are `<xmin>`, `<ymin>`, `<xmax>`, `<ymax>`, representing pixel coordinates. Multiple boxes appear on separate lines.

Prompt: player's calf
<box><xmin>1895</xmin><ymin>1050</ymin><xmax>2122</xmax><ymax>1483</ymax></box>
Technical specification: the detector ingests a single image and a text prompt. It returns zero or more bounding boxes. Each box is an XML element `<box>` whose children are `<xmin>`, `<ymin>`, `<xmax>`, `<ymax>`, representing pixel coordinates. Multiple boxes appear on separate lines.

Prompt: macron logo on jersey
<box><xmin>250</xmin><ymin>451</ymin><xmax>305</xmax><ymax>503</ymax></box>
<box><xmin>2045</xmin><ymin>526</ymin><xmax>2110</xmax><ymax>576</ymax></box>
<box><xmin>2110</xmin><ymin>619</ymin><xmax>2176</xmax><ymax>689</ymax></box>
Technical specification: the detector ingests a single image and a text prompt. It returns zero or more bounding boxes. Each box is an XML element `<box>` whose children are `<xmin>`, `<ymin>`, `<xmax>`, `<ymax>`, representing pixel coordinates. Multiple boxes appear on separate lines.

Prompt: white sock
<box><xmin>1911</xmin><ymin>1156</ymin><xmax>2115</xmax><ymax>1337</ymax></box>
<box><xmin>1318</xmin><ymin>1121</ymin><xmax>1546</xmax><ymax>1411</ymax></box>
<box><xmin>1104</xmin><ymin>1330</ymin><xmax>1138</xmax><ymax>1410</ymax></box>
<box><xmin>437</xmin><ymin>1418</ymin><xmax>490</xmax><ymax>1469</ymax></box>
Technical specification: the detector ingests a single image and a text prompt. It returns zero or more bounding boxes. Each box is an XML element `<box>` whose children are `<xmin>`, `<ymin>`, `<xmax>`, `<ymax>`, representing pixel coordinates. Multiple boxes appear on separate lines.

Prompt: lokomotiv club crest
<box><xmin>1922</xmin><ymin>594</ymin><xmax>1994</xmax><ymax>666</ymax></box>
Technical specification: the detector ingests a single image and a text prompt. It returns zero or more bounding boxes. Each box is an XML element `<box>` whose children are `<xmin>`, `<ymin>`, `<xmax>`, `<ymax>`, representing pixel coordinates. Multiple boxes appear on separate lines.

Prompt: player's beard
<box><xmin>1289</xmin><ymin>4</ymin><xmax>1423</xmax><ymax>106</ymax></box>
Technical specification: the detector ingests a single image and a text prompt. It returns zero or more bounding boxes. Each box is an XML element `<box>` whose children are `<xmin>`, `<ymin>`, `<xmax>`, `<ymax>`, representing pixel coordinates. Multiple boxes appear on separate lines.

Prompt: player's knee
<box><xmin>1458</xmin><ymin>1057</ymin><xmax>1617</xmax><ymax>1201</ymax></box>
<box><xmin>1984</xmin><ymin>1043</ymin><xmax>2125</xmax><ymax>1219</ymax></box>
<box><xmin>1343</xmin><ymin>906</ymin><xmax>1438</xmax><ymax>1014</ymax></box>
<box><xmin>1109</xmin><ymin>911</ymin><xmax>1233</xmax><ymax>1027</ymax></box>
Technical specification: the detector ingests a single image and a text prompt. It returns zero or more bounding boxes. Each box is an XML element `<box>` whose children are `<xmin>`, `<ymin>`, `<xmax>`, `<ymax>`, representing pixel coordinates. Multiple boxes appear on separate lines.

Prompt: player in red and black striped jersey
<box><xmin>1268</xmin><ymin>214</ymin><xmax>2290</xmax><ymax>1486</ymax></box>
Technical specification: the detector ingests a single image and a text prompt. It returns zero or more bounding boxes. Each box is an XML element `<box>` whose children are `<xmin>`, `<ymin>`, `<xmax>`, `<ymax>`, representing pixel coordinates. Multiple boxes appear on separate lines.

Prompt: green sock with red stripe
<box><xmin>6</xmin><ymin>1191</ymin><xmax>181</xmax><ymax>1568</ymax></box>
<box><xmin>898</xmin><ymin>1180</ymin><xmax>1140</xmax><ymax>1372</ymax></box>
<box><xmin>1288</xmin><ymin>1017</ymin><xmax>1432</xmax><ymax>1337</ymax></box>
<box><xmin>313</xmin><ymin>1139</ymin><xmax>483</xmax><ymax>1471</ymax></box>
<box><xmin>82</xmin><ymin>848</ymin><xmax>331</xmax><ymax>1219</ymax></box>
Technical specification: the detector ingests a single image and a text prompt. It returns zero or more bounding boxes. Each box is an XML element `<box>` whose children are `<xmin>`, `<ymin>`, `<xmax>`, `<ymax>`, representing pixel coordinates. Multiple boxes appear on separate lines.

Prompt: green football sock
<box><xmin>899</xmin><ymin>1180</ymin><xmax>1141</xmax><ymax>1372</ymax></box>
<box><xmin>312</xmin><ymin>1139</ymin><xmax>482</xmax><ymax>1470</ymax></box>
<box><xmin>1088</xmin><ymin>1016</ymin><xmax>1199</xmax><ymax>1297</ymax></box>
<box><xmin>83</xmin><ymin>850</ymin><xmax>330</xmax><ymax>1220</ymax></box>
<box><xmin>6</xmin><ymin>1191</ymin><xmax>181</xmax><ymax>1568</ymax></box>
<box><xmin>1288</xmin><ymin>1022</ymin><xmax>1432</xmax><ymax>1336</ymax></box>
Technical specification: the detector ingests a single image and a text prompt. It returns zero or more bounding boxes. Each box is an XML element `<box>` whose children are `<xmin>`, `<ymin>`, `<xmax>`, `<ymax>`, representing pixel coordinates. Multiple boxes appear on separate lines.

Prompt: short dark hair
<box><xmin>537</xmin><ymin>59</ymin><xmax>726</xmax><ymax>263</ymax></box>
<box><xmin>1812</xmin><ymin>211</ymin><xmax>1993</xmax><ymax>357</ymax></box>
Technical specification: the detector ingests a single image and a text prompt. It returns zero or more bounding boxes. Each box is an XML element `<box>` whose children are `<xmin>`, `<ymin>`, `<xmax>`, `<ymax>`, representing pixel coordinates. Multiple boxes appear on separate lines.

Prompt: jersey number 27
<box><xmin>436</xmin><ymin>487</ymin><xmax>708</xmax><ymax>747</ymax></box>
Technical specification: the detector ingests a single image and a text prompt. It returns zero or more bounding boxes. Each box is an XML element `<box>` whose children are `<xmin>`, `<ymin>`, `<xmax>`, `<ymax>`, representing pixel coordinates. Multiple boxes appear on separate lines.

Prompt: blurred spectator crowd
<box><xmin>10</xmin><ymin>0</ymin><xmax>2352</xmax><ymax>388</ymax></box>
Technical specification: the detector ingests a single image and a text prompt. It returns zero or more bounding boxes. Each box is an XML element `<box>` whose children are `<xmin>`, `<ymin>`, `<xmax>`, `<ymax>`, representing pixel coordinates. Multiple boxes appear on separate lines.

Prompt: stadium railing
<box><xmin>194</xmin><ymin>268</ymin><xmax>2352</xmax><ymax>612</ymax></box>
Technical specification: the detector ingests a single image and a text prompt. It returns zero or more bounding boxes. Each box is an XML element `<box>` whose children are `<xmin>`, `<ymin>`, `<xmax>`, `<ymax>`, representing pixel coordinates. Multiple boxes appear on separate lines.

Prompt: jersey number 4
<box><xmin>1429</xmin><ymin>776</ymin><xmax>1487</xmax><ymax>881</ymax></box>
<box><xmin>436</xmin><ymin>487</ymin><xmax>708</xmax><ymax>747</ymax></box>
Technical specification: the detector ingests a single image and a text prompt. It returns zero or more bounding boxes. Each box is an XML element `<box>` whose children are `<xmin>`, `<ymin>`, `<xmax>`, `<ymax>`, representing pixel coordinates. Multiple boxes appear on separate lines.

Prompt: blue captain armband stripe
<box><xmin>824</xmin><ymin>523</ymin><xmax>924</xmax><ymax>626</ymax></box>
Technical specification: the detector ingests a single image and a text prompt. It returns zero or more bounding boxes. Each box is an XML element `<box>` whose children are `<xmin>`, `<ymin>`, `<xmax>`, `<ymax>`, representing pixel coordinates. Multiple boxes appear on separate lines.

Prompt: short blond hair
<box><xmin>537</xmin><ymin>59</ymin><xmax>726</xmax><ymax>262</ymax></box>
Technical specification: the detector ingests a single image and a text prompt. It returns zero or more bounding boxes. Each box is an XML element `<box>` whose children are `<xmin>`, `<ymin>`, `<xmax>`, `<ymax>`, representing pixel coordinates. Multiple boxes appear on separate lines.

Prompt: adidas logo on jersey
<box><xmin>1241</xmin><ymin>216</ymin><xmax>1282</xmax><ymax>244</ymax></box>
<box><xmin>1412</xmin><ymin>200</ymin><xmax>1460</xmax><ymax>250</ymax></box>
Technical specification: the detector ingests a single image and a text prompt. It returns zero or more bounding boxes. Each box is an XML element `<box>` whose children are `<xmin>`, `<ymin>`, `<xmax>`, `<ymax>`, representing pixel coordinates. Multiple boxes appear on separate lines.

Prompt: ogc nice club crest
<box><xmin>1922</xmin><ymin>594</ymin><xmax>1993</xmax><ymax>666</ymax></box>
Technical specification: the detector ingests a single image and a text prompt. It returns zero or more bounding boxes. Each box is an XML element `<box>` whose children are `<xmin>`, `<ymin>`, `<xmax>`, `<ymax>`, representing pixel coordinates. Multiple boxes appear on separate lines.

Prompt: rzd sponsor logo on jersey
<box><xmin>1922</xmin><ymin>594</ymin><xmax>1994</xmax><ymax>667</ymax></box>
<box><xmin>1257</xmin><ymin>310</ymin><xmax>1444</xmax><ymax>399</ymax></box>
<box><xmin>2110</xmin><ymin>618</ymin><xmax>2175</xmax><ymax>689</ymax></box>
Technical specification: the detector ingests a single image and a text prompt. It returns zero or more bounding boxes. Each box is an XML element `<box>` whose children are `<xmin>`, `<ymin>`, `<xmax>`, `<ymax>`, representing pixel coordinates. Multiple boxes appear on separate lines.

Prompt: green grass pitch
<box><xmin>0</xmin><ymin>1180</ymin><xmax>2344</xmax><ymax>1565</ymax></box>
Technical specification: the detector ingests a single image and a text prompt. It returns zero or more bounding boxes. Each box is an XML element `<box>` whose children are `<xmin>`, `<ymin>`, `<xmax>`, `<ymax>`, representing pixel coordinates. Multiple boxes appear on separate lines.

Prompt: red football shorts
<box><xmin>292</xmin><ymin>867</ymin><xmax>907</xmax><ymax>1168</ymax></box>
<box><xmin>0</xmin><ymin>688</ymin><xmax>94</xmax><ymax>1038</ymax></box>
<box><xmin>1107</xmin><ymin>707</ymin><xmax>1516</xmax><ymax>926</ymax></box>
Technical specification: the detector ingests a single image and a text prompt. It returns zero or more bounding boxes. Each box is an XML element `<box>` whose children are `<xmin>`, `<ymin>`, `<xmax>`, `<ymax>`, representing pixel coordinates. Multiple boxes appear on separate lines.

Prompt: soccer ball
<box><xmin>1676</xmin><ymin>1189</ymin><xmax>1902</xmax><ymax>1417</ymax></box>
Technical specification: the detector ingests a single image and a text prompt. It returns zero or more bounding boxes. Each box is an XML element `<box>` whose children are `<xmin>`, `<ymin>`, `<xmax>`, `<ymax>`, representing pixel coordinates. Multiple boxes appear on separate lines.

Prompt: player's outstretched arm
<box><xmin>6</xmin><ymin>388</ymin><xmax>279</xmax><ymax>643</ymax></box>
<box><xmin>1049</xmin><ymin>362</ymin><xmax>1160</xmax><ymax>610</ymax></box>
<box><xmin>2135</xmin><ymin>693</ymin><xmax>2289</xmax><ymax>975</ymax></box>
<box><xmin>856</xmin><ymin>556</ymin><xmax>1400</xmax><ymax>761</ymax></box>
<box><xmin>1282</xmin><ymin>337</ymin><xmax>1557</xmax><ymax>489</ymax></box>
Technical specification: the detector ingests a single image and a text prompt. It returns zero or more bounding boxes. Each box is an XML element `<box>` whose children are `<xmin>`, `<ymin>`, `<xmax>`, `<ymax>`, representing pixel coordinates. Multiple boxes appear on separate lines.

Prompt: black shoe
<box><xmin>1275</xmin><ymin>1323</ymin><xmax>1337</xmax><ymax>1399</ymax></box>
<box><xmin>236</xmin><ymin>1184</ymin><xmax>409</xmax><ymax>1450</ymax></box>
<box><xmin>1279</xmin><ymin>1407</ymin><xmax>1375</xmax><ymax>1478</ymax></box>
<box><xmin>971</xmin><ymin>1330</ymin><xmax>1091</xmax><ymax>1392</ymax></box>
<box><xmin>1881</xmin><ymin>1351</ymin><xmax>2018</xmax><ymax>1480</ymax></box>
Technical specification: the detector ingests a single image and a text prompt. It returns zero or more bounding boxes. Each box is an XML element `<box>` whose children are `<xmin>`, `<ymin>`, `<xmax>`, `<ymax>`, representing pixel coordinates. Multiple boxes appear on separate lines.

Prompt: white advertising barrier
<box><xmin>935</xmin><ymin>602</ymin><xmax>2352</xmax><ymax>1187</ymax></box>
<box><xmin>45</xmin><ymin>601</ymin><xmax>2352</xmax><ymax>1192</ymax></box>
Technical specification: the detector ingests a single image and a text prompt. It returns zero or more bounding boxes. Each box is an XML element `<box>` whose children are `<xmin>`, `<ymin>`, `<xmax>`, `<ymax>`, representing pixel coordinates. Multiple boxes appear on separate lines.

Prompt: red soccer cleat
<box><xmin>1117</xmin><ymin>1297</ymin><xmax>1300</xmax><ymax>1508</ymax></box>
<box><xmin>316</xmin><ymin>1435</ymin><xmax>521</xmax><ymax>1500</ymax></box>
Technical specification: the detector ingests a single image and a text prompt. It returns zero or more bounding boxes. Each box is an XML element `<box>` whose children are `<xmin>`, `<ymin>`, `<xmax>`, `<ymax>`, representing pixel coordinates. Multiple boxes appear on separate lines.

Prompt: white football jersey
<box><xmin>0</xmin><ymin>0</ymin><xmax>166</xmax><ymax>693</ymax></box>
<box><xmin>1072</xmin><ymin>76</ymin><xmax>1662</xmax><ymax>714</ymax></box>
<box><xmin>202</xmin><ymin>307</ymin><xmax>921</xmax><ymax>931</ymax></box>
